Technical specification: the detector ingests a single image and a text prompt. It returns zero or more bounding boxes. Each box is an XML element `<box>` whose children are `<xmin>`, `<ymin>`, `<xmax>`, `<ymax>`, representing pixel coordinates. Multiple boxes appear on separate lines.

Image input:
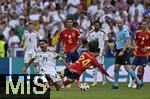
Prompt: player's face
<box><xmin>66</xmin><ymin>20</ymin><xmax>73</xmax><ymax>28</ymax></box>
<box><xmin>94</xmin><ymin>22</ymin><xmax>100</xmax><ymax>30</ymax></box>
<box><xmin>141</xmin><ymin>21</ymin><xmax>147</xmax><ymax>30</ymax></box>
<box><xmin>40</xmin><ymin>42</ymin><xmax>47</xmax><ymax>51</ymax></box>
<box><xmin>117</xmin><ymin>20</ymin><xmax>123</xmax><ymax>29</ymax></box>
<box><xmin>28</xmin><ymin>24</ymin><xmax>34</xmax><ymax>32</ymax></box>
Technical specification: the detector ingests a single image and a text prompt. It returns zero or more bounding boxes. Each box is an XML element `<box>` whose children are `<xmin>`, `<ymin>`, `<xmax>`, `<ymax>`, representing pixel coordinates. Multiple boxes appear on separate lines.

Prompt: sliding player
<box><xmin>60</xmin><ymin>40</ymin><xmax>114</xmax><ymax>86</ymax></box>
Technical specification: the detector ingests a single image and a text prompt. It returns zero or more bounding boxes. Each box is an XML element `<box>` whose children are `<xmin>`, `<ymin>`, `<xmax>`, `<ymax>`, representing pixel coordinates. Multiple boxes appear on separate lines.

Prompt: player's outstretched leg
<box><xmin>125</xmin><ymin>65</ymin><xmax>143</xmax><ymax>89</ymax></box>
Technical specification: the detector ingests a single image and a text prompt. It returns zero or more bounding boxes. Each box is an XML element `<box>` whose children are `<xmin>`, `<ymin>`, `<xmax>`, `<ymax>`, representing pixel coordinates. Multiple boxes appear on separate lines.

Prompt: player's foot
<box><xmin>102</xmin><ymin>81</ymin><xmax>106</xmax><ymax>85</ymax></box>
<box><xmin>66</xmin><ymin>84</ymin><xmax>72</xmax><ymax>88</ymax></box>
<box><xmin>132</xmin><ymin>82</ymin><xmax>137</xmax><ymax>88</ymax></box>
<box><xmin>128</xmin><ymin>80</ymin><xmax>134</xmax><ymax>88</ymax></box>
<box><xmin>111</xmin><ymin>85</ymin><xmax>119</xmax><ymax>89</ymax></box>
<box><xmin>91</xmin><ymin>82</ymin><xmax>97</xmax><ymax>86</ymax></box>
<box><xmin>136</xmin><ymin>83</ymin><xmax>143</xmax><ymax>89</ymax></box>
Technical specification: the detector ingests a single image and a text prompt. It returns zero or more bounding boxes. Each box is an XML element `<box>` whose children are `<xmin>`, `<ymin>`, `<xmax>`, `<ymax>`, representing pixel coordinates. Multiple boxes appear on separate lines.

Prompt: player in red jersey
<box><xmin>57</xmin><ymin>18</ymin><xmax>81</xmax><ymax>88</ymax></box>
<box><xmin>128</xmin><ymin>20</ymin><xmax>149</xmax><ymax>88</ymax></box>
<box><xmin>60</xmin><ymin>40</ymin><xmax>114</xmax><ymax>86</ymax></box>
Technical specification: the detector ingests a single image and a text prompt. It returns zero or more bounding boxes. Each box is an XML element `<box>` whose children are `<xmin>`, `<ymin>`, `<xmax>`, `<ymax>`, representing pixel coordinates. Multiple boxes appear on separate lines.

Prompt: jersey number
<box><xmin>76</xmin><ymin>55</ymin><xmax>91</xmax><ymax>67</ymax></box>
<box><xmin>43</xmin><ymin>57</ymin><xmax>48</xmax><ymax>61</ymax></box>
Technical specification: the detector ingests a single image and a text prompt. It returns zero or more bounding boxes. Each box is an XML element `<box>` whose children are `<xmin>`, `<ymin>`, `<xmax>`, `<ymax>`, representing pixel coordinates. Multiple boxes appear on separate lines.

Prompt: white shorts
<box><xmin>41</xmin><ymin>67</ymin><xmax>61</xmax><ymax>83</ymax></box>
<box><xmin>24</xmin><ymin>52</ymin><xmax>33</xmax><ymax>63</ymax></box>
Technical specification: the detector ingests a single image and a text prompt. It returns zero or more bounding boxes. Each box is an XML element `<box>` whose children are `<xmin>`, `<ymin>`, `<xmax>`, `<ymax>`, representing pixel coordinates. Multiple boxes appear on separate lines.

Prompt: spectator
<box><xmin>0</xmin><ymin>34</ymin><xmax>8</xmax><ymax>57</ymax></box>
<box><xmin>115</xmin><ymin>0</ymin><xmax>128</xmax><ymax>11</ymax></box>
<box><xmin>8</xmin><ymin>28</ymin><xmax>20</xmax><ymax>57</ymax></box>
<box><xmin>129</xmin><ymin>0</ymin><xmax>145</xmax><ymax>22</ymax></box>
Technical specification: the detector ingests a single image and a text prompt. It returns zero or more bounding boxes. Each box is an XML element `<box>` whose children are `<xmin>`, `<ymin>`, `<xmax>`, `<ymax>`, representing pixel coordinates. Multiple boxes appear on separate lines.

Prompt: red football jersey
<box><xmin>135</xmin><ymin>30</ymin><xmax>150</xmax><ymax>56</ymax></box>
<box><xmin>69</xmin><ymin>52</ymin><xmax>109</xmax><ymax>76</ymax></box>
<box><xmin>59</xmin><ymin>27</ymin><xmax>80</xmax><ymax>52</ymax></box>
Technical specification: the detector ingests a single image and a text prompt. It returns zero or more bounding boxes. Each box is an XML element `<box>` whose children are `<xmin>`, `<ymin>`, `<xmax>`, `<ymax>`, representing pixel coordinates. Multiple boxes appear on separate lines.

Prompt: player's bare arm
<box><xmin>23</xmin><ymin>58</ymin><xmax>36</xmax><ymax>73</ymax></box>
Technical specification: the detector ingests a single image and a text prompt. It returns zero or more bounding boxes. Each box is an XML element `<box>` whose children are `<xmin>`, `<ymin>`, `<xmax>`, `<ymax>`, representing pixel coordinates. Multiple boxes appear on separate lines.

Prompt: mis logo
<box><xmin>0</xmin><ymin>74</ymin><xmax>50</xmax><ymax>99</ymax></box>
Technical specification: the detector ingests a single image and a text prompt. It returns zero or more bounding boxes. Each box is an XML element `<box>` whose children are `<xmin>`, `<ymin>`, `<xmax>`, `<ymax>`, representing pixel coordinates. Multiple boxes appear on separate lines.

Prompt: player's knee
<box><xmin>138</xmin><ymin>66</ymin><xmax>144</xmax><ymax>73</ymax></box>
<box><xmin>56</xmin><ymin>81</ymin><xmax>64</xmax><ymax>89</ymax></box>
<box><xmin>131</xmin><ymin>65</ymin><xmax>136</xmax><ymax>70</ymax></box>
<box><xmin>114</xmin><ymin>68</ymin><xmax>120</xmax><ymax>72</ymax></box>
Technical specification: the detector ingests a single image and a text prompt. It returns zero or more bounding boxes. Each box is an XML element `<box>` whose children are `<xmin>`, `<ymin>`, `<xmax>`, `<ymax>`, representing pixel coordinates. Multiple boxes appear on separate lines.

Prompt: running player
<box><xmin>20</xmin><ymin>22</ymin><xmax>43</xmax><ymax>74</ymax></box>
<box><xmin>128</xmin><ymin>20</ymin><xmax>149</xmax><ymax>88</ymax></box>
<box><xmin>86</xmin><ymin>20</ymin><xmax>108</xmax><ymax>86</ymax></box>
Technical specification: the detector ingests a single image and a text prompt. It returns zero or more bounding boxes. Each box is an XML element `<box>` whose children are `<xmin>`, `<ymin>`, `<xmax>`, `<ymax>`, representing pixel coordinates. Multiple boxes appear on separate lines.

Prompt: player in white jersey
<box><xmin>24</xmin><ymin>39</ymin><xmax>64</xmax><ymax>89</ymax></box>
<box><xmin>86</xmin><ymin>20</ymin><xmax>108</xmax><ymax>86</ymax></box>
<box><xmin>20</xmin><ymin>22</ymin><xmax>43</xmax><ymax>74</ymax></box>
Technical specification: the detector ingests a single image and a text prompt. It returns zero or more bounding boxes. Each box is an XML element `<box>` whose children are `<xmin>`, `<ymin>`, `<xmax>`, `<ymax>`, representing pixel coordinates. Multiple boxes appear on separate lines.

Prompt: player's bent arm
<box><xmin>131</xmin><ymin>38</ymin><xmax>137</xmax><ymax>49</ymax></box>
<box><xmin>123</xmin><ymin>37</ymin><xmax>130</xmax><ymax>52</ymax></box>
<box><xmin>25</xmin><ymin>58</ymin><xmax>36</xmax><ymax>68</ymax></box>
<box><xmin>20</xmin><ymin>40</ymin><xmax>25</xmax><ymax>48</ymax></box>
<box><xmin>61</xmin><ymin>60</ymin><xmax>70</xmax><ymax>68</ymax></box>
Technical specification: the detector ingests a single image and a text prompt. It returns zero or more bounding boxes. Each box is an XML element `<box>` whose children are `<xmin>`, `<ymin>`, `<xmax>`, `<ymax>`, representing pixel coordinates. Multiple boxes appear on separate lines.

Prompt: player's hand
<box><xmin>19</xmin><ymin>43</ymin><xmax>23</xmax><ymax>48</ymax></box>
<box><xmin>22</xmin><ymin>67</ymin><xmax>27</xmax><ymax>74</ymax></box>
<box><xmin>118</xmin><ymin>51</ymin><xmax>124</xmax><ymax>56</ymax></box>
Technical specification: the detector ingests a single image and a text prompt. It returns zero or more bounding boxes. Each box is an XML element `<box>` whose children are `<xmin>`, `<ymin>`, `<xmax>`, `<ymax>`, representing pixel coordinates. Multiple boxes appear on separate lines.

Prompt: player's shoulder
<box><xmin>72</xmin><ymin>27</ymin><xmax>79</xmax><ymax>31</ymax></box>
<box><xmin>136</xmin><ymin>29</ymin><xmax>142</xmax><ymax>33</ymax></box>
<box><xmin>99</xmin><ymin>29</ymin><xmax>106</xmax><ymax>33</ymax></box>
<box><xmin>33</xmin><ymin>30</ymin><xmax>39</xmax><ymax>34</ymax></box>
<box><xmin>88</xmin><ymin>29</ymin><xmax>95</xmax><ymax>34</ymax></box>
<box><xmin>23</xmin><ymin>30</ymin><xmax>28</xmax><ymax>34</ymax></box>
<box><xmin>136</xmin><ymin>30</ymin><xmax>143</xmax><ymax>36</ymax></box>
<box><xmin>35</xmin><ymin>47</ymin><xmax>42</xmax><ymax>53</ymax></box>
<box><xmin>60</xmin><ymin>28</ymin><xmax>67</xmax><ymax>34</ymax></box>
<box><xmin>82</xmin><ymin>52</ymin><xmax>94</xmax><ymax>58</ymax></box>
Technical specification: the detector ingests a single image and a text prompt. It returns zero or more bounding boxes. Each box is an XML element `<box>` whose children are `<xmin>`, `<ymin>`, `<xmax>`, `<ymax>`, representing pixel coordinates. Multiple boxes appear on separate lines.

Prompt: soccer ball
<box><xmin>80</xmin><ymin>83</ymin><xmax>90</xmax><ymax>91</ymax></box>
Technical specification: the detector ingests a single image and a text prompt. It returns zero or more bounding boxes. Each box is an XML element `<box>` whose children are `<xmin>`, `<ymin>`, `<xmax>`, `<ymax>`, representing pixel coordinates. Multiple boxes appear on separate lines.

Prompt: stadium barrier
<box><xmin>0</xmin><ymin>58</ymin><xmax>150</xmax><ymax>82</ymax></box>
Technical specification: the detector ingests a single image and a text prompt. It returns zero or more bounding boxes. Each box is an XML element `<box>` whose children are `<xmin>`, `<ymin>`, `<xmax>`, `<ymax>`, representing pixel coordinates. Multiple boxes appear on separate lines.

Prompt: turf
<box><xmin>50</xmin><ymin>83</ymin><xmax>150</xmax><ymax>99</ymax></box>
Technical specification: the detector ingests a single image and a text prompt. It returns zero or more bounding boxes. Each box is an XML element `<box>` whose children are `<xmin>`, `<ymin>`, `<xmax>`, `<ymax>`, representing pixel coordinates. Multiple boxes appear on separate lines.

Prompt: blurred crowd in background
<box><xmin>0</xmin><ymin>0</ymin><xmax>149</xmax><ymax>57</ymax></box>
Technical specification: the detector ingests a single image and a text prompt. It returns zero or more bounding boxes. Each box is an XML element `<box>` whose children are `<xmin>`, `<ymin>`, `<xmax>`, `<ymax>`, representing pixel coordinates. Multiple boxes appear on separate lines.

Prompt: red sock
<box><xmin>137</xmin><ymin>67</ymin><xmax>144</xmax><ymax>80</ymax></box>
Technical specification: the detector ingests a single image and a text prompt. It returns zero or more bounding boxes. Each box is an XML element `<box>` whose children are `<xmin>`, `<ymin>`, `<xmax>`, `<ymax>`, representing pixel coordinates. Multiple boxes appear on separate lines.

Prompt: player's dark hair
<box><xmin>39</xmin><ymin>39</ymin><xmax>48</xmax><ymax>43</ymax></box>
<box><xmin>93</xmin><ymin>20</ymin><xmax>101</xmax><ymax>25</ymax></box>
<box><xmin>88</xmin><ymin>39</ymin><xmax>100</xmax><ymax>53</ymax></box>
<box><xmin>81</xmin><ymin>36</ymin><xmax>88</xmax><ymax>45</ymax></box>
<box><xmin>0</xmin><ymin>34</ymin><xmax>5</xmax><ymax>40</ymax></box>
<box><xmin>65</xmin><ymin>17</ymin><xmax>73</xmax><ymax>22</ymax></box>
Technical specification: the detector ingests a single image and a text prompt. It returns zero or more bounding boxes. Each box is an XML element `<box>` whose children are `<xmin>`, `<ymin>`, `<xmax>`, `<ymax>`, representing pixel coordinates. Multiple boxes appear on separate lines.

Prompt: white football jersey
<box><xmin>22</xmin><ymin>30</ymin><xmax>42</xmax><ymax>53</ymax></box>
<box><xmin>87</xmin><ymin>30</ymin><xmax>108</xmax><ymax>51</ymax></box>
<box><xmin>32</xmin><ymin>50</ymin><xmax>57</xmax><ymax>74</ymax></box>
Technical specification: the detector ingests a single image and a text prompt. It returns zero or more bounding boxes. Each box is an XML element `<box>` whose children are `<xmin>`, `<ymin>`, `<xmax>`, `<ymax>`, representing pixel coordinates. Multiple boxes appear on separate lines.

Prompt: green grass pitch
<box><xmin>50</xmin><ymin>83</ymin><xmax>150</xmax><ymax>99</ymax></box>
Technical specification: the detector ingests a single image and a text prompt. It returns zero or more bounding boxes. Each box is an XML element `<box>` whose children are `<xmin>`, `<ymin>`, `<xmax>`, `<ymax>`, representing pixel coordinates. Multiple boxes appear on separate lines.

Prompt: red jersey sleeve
<box><xmin>91</xmin><ymin>57</ymin><xmax>110</xmax><ymax>77</ymax></box>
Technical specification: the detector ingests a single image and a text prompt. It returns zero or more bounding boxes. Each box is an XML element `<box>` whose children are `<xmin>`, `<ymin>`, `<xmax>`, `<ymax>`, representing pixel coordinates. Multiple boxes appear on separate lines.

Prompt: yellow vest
<box><xmin>0</xmin><ymin>40</ymin><xmax>5</xmax><ymax>57</ymax></box>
